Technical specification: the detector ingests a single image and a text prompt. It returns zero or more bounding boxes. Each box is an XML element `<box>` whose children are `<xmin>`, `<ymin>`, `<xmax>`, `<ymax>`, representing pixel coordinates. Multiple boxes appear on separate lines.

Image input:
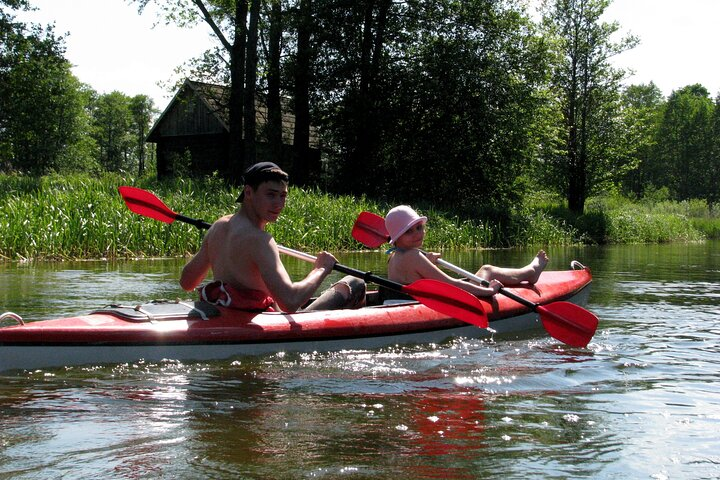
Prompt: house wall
<box><xmin>156</xmin><ymin>133</ymin><xmax>228</xmax><ymax>178</ymax></box>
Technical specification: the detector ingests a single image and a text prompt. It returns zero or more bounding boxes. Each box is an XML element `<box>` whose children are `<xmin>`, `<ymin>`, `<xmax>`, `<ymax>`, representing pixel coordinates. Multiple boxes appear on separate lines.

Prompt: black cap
<box><xmin>236</xmin><ymin>162</ymin><xmax>287</xmax><ymax>202</ymax></box>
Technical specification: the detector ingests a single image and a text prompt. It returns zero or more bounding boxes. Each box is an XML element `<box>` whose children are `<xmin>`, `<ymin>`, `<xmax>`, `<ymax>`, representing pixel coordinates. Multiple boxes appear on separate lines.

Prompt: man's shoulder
<box><xmin>226</xmin><ymin>215</ymin><xmax>273</xmax><ymax>245</ymax></box>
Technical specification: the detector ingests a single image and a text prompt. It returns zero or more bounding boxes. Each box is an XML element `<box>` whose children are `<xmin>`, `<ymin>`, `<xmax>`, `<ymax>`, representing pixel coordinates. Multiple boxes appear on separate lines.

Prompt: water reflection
<box><xmin>1</xmin><ymin>241</ymin><xmax>720</xmax><ymax>478</ymax></box>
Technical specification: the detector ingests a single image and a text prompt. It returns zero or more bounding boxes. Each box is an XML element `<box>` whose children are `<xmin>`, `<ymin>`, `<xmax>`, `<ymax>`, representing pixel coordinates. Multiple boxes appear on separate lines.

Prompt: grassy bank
<box><xmin>529</xmin><ymin>192</ymin><xmax>712</xmax><ymax>244</ymax></box>
<box><xmin>0</xmin><ymin>174</ymin><xmax>716</xmax><ymax>261</ymax></box>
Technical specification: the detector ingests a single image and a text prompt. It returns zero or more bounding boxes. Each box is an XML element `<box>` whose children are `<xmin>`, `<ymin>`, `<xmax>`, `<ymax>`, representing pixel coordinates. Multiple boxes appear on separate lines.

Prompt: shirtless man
<box><xmin>384</xmin><ymin>205</ymin><xmax>548</xmax><ymax>298</ymax></box>
<box><xmin>180</xmin><ymin>162</ymin><xmax>364</xmax><ymax>312</ymax></box>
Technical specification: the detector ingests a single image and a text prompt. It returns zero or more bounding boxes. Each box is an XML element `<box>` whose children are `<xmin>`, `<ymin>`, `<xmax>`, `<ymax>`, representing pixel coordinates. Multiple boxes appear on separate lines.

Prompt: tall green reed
<box><xmin>1</xmin><ymin>173</ymin><xmax>714</xmax><ymax>261</ymax></box>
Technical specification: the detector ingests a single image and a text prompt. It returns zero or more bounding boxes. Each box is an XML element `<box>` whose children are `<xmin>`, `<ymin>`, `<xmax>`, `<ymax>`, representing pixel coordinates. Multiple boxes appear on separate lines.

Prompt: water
<box><xmin>1</xmin><ymin>242</ymin><xmax>719</xmax><ymax>479</ymax></box>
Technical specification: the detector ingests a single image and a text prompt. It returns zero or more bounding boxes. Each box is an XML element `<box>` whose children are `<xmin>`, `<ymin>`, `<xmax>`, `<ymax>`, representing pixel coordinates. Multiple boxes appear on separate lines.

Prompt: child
<box><xmin>384</xmin><ymin>205</ymin><xmax>548</xmax><ymax>298</ymax></box>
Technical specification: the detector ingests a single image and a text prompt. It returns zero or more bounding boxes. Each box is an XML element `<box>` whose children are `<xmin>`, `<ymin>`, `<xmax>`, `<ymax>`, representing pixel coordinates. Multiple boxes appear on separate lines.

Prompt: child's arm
<box><xmin>410</xmin><ymin>250</ymin><xmax>502</xmax><ymax>297</ymax></box>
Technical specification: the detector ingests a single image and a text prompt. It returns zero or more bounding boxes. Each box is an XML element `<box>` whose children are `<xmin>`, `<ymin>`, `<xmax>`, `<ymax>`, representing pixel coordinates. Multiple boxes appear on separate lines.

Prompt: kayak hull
<box><xmin>0</xmin><ymin>269</ymin><xmax>592</xmax><ymax>372</ymax></box>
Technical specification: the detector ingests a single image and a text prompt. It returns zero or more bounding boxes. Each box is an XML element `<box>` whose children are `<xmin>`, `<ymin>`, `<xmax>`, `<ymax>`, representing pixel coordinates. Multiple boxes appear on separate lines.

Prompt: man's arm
<box><xmin>255</xmin><ymin>237</ymin><xmax>335</xmax><ymax>312</ymax></box>
<box><xmin>179</xmin><ymin>236</ymin><xmax>211</xmax><ymax>291</ymax></box>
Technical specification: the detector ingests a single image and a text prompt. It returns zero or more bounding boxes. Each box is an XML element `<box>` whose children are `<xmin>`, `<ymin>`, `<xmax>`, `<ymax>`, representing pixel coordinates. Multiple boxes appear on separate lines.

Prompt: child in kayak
<box><xmin>384</xmin><ymin>205</ymin><xmax>548</xmax><ymax>298</ymax></box>
<box><xmin>180</xmin><ymin>162</ymin><xmax>365</xmax><ymax>312</ymax></box>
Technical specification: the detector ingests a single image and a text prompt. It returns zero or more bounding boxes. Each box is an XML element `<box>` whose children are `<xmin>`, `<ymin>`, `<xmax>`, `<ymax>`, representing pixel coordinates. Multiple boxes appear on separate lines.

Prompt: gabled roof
<box><xmin>146</xmin><ymin>79</ymin><xmax>228</xmax><ymax>141</ymax></box>
<box><xmin>146</xmin><ymin>79</ymin><xmax>318</xmax><ymax>146</ymax></box>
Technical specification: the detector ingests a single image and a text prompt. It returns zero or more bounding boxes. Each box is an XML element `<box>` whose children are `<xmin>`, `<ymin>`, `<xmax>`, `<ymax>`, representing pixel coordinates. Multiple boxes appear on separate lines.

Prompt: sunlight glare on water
<box><xmin>1</xmin><ymin>242</ymin><xmax>719</xmax><ymax>478</ymax></box>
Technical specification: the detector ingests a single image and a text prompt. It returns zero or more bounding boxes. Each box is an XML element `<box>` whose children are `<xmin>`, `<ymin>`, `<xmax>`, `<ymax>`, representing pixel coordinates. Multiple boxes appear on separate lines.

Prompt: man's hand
<box><xmin>314</xmin><ymin>251</ymin><xmax>337</xmax><ymax>272</ymax></box>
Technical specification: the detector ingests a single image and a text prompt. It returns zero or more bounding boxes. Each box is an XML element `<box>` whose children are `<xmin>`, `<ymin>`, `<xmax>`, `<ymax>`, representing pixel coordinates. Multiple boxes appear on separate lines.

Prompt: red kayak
<box><xmin>0</xmin><ymin>267</ymin><xmax>592</xmax><ymax>372</ymax></box>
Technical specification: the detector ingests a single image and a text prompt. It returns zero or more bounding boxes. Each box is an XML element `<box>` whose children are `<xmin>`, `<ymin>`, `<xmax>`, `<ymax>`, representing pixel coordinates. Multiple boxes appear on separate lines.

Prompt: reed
<box><xmin>0</xmin><ymin>174</ymin><xmax>386</xmax><ymax>259</ymax></box>
<box><xmin>0</xmin><ymin>173</ymin><xmax>715</xmax><ymax>261</ymax></box>
<box><xmin>579</xmin><ymin>194</ymin><xmax>708</xmax><ymax>243</ymax></box>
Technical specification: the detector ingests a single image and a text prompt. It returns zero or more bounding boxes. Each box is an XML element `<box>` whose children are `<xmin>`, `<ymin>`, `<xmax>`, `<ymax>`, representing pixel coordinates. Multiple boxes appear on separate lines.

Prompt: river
<box><xmin>1</xmin><ymin>242</ymin><xmax>718</xmax><ymax>479</ymax></box>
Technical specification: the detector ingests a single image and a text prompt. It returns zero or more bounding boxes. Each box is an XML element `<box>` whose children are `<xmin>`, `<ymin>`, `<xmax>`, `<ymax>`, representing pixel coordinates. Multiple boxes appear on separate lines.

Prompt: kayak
<box><xmin>0</xmin><ymin>266</ymin><xmax>592</xmax><ymax>373</ymax></box>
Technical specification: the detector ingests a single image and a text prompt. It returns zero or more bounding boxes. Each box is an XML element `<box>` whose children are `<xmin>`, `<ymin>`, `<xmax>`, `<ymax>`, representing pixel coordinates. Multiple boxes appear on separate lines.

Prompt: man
<box><xmin>180</xmin><ymin>162</ymin><xmax>364</xmax><ymax>312</ymax></box>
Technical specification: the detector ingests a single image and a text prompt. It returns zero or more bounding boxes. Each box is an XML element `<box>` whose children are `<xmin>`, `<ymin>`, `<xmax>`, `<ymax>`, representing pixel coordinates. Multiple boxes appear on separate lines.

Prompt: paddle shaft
<box><xmin>279</xmin><ymin>246</ymin><xmax>430</xmax><ymax>294</ymax></box>
<box><xmin>172</xmin><ymin>212</ymin><xmax>422</xmax><ymax>296</ymax></box>
<box><xmin>434</xmin><ymin>258</ymin><xmax>535</xmax><ymax>308</ymax></box>
<box><xmin>177</xmin><ymin>214</ymin><xmax>211</xmax><ymax>230</ymax></box>
<box><xmin>435</xmin><ymin>257</ymin><xmax>594</xmax><ymax>335</ymax></box>
<box><xmin>119</xmin><ymin>186</ymin><xmax>490</xmax><ymax>328</ymax></box>
<box><xmin>351</xmin><ymin>210</ymin><xmax>598</xmax><ymax>341</ymax></box>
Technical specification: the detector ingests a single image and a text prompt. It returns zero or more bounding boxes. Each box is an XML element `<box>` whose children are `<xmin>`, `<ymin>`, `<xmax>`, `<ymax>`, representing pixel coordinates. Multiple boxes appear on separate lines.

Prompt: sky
<box><xmin>602</xmin><ymin>0</ymin><xmax>720</xmax><ymax>97</ymax></box>
<box><xmin>12</xmin><ymin>0</ymin><xmax>720</xmax><ymax>109</ymax></box>
<box><xmin>13</xmin><ymin>0</ymin><xmax>214</xmax><ymax>108</ymax></box>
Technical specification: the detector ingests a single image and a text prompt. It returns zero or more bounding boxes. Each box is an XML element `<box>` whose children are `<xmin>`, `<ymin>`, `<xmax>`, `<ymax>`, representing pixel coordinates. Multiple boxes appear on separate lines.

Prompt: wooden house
<box><xmin>146</xmin><ymin>79</ymin><xmax>320</xmax><ymax>179</ymax></box>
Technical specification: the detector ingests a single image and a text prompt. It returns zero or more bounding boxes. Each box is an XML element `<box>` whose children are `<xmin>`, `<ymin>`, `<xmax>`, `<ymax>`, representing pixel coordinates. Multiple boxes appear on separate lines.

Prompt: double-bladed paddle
<box><xmin>118</xmin><ymin>186</ymin><xmax>488</xmax><ymax>328</ymax></box>
<box><xmin>352</xmin><ymin>211</ymin><xmax>599</xmax><ymax>347</ymax></box>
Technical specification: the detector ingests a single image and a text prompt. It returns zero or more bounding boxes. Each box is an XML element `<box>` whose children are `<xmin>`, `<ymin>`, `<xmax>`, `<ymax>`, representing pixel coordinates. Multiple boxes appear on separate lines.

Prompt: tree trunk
<box><xmin>292</xmin><ymin>0</ymin><xmax>312</xmax><ymax>186</ymax></box>
<box><xmin>244</xmin><ymin>0</ymin><xmax>261</xmax><ymax>167</ymax></box>
<box><xmin>344</xmin><ymin>0</ymin><xmax>390</xmax><ymax>194</ymax></box>
<box><xmin>228</xmin><ymin>0</ymin><xmax>248</xmax><ymax>182</ymax></box>
<box><xmin>138</xmin><ymin>121</ymin><xmax>146</xmax><ymax>176</ymax></box>
<box><xmin>266</xmin><ymin>0</ymin><xmax>283</xmax><ymax>163</ymax></box>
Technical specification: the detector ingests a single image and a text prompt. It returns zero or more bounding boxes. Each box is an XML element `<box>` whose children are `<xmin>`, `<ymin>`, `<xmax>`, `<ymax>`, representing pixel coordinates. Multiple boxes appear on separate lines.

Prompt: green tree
<box><xmin>129</xmin><ymin>94</ymin><xmax>157</xmax><ymax>176</ymax></box>
<box><xmin>617</xmin><ymin>83</ymin><xmax>664</xmax><ymax>197</ymax></box>
<box><xmin>654</xmin><ymin>84</ymin><xmax>715</xmax><ymax>201</ymax></box>
<box><xmin>312</xmin><ymin>0</ymin><xmax>551</xmax><ymax>215</ymax></box>
<box><xmin>91</xmin><ymin>92</ymin><xmax>135</xmax><ymax>172</ymax></box>
<box><xmin>541</xmin><ymin>0</ymin><xmax>638</xmax><ymax>213</ymax></box>
<box><xmin>712</xmin><ymin>94</ymin><xmax>720</xmax><ymax>203</ymax></box>
<box><xmin>0</xmin><ymin>2</ymin><xmax>91</xmax><ymax>173</ymax></box>
<box><xmin>134</xmin><ymin>0</ymin><xmax>254</xmax><ymax>181</ymax></box>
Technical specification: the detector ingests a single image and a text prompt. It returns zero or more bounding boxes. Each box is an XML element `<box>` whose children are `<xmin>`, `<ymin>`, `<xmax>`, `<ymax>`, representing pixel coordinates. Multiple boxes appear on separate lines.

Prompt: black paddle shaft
<box><xmin>179</xmin><ymin>213</ymin><xmax>408</xmax><ymax>293</ymax></box>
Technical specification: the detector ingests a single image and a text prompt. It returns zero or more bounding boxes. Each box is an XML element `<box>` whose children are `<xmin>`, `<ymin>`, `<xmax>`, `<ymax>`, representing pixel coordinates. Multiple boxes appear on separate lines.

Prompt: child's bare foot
<box><xmin>527</xmin><ymin>250</ymin><xmax>548</xmax><ymax>284</ymax></box>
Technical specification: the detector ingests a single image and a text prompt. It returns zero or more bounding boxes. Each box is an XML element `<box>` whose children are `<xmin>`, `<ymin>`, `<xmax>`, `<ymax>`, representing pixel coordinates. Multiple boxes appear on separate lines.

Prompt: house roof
<box><xmin>146</xmin><ymin>79</ymin><xmax>318</xmax><ymax>146</ymax></box>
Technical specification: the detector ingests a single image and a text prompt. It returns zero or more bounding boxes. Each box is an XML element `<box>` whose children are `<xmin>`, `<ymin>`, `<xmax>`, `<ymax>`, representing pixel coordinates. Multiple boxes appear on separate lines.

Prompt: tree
<box><xmin>617</xmin><ymin>83</ymin><xmax>664</xmax><ymax>197</ymax></box>
<box><xmin>129</xmin><ymin>94</ymin><xmax>157</xmax><ymax>176</ymax></box>
<box><xmin>654</xmin><ymin>84</ymin><xmax>715</xmax><ymax>200</ymax></box>
<box><xmin>135</xmin><ymin>0</ymin><xmax>274</xmax><ymax>181</ymax></box>
<box><xmin>310</xmin><ymin>0</ymin><xmax>552</xmax><ymax>216</ymax></box>
<box><xmin>712</xmin><ymin>94</ymin><xmax>720</xmax><ymax>203</ymax></box>
<box><xmin>1</xmin><ymin>2</ymin><xmax>91</xmax><ymax>173</ymax></box>
<box><xmin>289</xmin><ymin>0</ymin><xmax>315</xmax><ymax>186</ymax></box>
<box><xmin>91</xmin><ymin>92</ymin><xmax>135</xmax><ymax>172</ymax></box>
<box><xmin>541</xmin><ymin>0</ymin><xmax>638</xmax><ymax>213</ymax></box>
<box><xmin>264</xmin><ymin>0</ymin><xmax>283</xmax><ymax>164</ymax></box>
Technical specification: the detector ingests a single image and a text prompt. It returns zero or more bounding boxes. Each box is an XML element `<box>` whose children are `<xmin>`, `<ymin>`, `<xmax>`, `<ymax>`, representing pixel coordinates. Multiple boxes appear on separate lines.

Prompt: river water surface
<box><xmin>1</xmin><ymin>242</ymin><xmax>719</xmax><ymax>479</ymax></box>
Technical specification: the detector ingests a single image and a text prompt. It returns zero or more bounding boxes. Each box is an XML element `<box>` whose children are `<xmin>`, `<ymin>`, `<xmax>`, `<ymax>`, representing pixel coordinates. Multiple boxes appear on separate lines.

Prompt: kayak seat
<box><xmin>91</xmin><ymin>300</ymin><xmax>220</xmax><ymax>322</ymax></box>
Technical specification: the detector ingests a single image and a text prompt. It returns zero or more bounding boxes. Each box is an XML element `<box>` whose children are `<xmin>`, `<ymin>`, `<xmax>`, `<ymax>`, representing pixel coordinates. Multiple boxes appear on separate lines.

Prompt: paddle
<box><xmin>118</xmin><ymin>186</ymin><xmax>489</xmax><ymax>328</ymax></box>
<box><xmin>352</xmin><ymin>211</ymin><xmax>599</xmax><ymax>347</ymax></box>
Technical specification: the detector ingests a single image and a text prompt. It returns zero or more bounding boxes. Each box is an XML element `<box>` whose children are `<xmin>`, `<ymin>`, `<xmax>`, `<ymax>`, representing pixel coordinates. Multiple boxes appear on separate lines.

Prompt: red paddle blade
<box><xmin>538</xmin><ymin>301</ymin><xmax>599</xmax><ymax>347</ymax></box>
<box><xmin>403</xmin><ymin>279</ymin><xmax>488</xmax><ymax>328</ymax></box>
<box><xmin>118</xmin><ymin>186</ymin><xmax>178</xmax><ymax>224</ymax></box>
<box><xmin>352</xmin><ymin>211</ymin><xmax>390</xmax><ymax>248</ymax></box>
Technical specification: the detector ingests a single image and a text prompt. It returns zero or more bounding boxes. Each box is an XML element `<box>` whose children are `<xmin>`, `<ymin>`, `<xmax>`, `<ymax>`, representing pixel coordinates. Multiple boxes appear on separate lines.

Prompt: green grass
<box><xmin>581</xmin><ymin>195</ymin><xmax>709</xmax><ymax>243</ymax></box>
<box><xmin>0</xmin><ymin>173</ymin><xmax>715</xmax><ymax>260</ymax></box>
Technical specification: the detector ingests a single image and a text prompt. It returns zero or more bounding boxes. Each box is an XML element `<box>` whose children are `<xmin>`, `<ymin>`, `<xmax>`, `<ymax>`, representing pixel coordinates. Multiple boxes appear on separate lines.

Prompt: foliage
<box><xmin>580</xmin><ymin>193</ymin><xmax>706</xmax><ymax>243</ymax></box>
<box><xmin>311</xmin><ymin>0</ymin><xmax>552</xmax><ymax>218</ymax></box>
<box><xmin>652</xmin><ymin>85</ymin><xmax>717</xmax><ymax>202</ymax></box>
<box><xmin>6</xmin><ymin>173</ymin><xmax>713</xmax><ymax>262</ymax></box>
<box><xmin>3</xmin><ymin>0</ymin><xmax>720</xmax><ymax>219</ymax></box>
<box><xmin>0</xmin><ymin>173</ymin><xmax>380</xmax><ymax>260</ymax></box>
<box><xmin>0</xmin><ymin>8</ymin><xmax>91</xmax><ymax>173</ymax></box>
<box><xmin>538</xmin><ymin>0</ymin><xmax>638</xmax><ymax>214</ymax></box>
<box><xmin>616</xmin><ymin>83</ymin><xmax>665</xmax><ymax>197</ymax></box>
<box><xmin>0</xmin><ymin>5</ymin><xmax>158</xmax><ymax>176</ymax></box>
<box><xmin>91</xmin><ymin>92</ymin><xmax>136</xmax><ymax>172</ymax></box>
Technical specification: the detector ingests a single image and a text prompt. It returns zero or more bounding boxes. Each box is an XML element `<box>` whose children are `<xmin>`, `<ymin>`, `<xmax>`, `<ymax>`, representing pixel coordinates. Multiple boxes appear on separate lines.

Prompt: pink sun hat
<box><xmin>385</xmin><ymin>205</ymin><xmax>427</xmax><ymax>244</ymax></box>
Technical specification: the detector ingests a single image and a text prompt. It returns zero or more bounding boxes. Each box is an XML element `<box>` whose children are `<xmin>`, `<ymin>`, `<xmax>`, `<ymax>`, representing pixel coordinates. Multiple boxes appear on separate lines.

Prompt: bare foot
<box><xmin>527</xmin><ymin>250</ymin><xmax>549</xmax><ymax>284</ymax></box>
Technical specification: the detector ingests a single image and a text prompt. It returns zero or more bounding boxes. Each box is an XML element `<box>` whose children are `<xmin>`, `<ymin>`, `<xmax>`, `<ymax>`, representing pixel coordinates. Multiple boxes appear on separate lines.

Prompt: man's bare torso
<box><xmin>205</xmin><ymin>213</ymin><xmax>273</xmax><ymax>293</ymax></box>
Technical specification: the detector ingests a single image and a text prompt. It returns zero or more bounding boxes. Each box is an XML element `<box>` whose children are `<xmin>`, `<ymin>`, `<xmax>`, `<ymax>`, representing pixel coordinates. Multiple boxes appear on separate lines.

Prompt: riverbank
<box><xmin>0</xmin><ymin>173</ymin><xmax>715</xmax><ymax>260</ymax></box>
